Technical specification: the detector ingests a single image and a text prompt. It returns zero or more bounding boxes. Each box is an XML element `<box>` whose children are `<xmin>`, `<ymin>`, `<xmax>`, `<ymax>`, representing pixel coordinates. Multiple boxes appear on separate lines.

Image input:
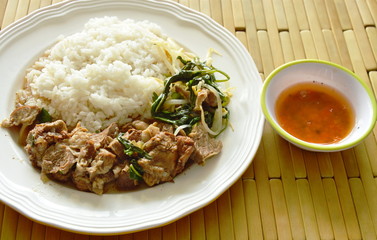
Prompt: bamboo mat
<box><xmin>0</xmin><ymin>0</ymin><xmax>377</xmax><ymax>239</ymax></box>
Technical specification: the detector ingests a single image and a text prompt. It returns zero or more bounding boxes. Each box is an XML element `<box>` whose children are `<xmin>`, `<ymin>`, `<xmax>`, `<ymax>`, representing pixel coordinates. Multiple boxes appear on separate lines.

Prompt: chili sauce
<box><xmin>275</xmin><ymin>82</ymin><xmax>355</xmax><ymax>144</ymax></box>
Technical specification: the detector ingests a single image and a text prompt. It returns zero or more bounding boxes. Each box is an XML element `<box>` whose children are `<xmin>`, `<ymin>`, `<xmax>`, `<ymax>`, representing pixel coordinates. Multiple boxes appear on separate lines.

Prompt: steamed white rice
<box><xmin>18</xmin><ymin>16</ymin><xmax>189</xmax><ymax>132</ymax></box>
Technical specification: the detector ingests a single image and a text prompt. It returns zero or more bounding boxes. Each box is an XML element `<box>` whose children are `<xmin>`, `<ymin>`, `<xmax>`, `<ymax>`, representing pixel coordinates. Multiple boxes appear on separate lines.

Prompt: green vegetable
<box><xmin>36</xmin><ymin>108</ymin><xmax>52</xmax><ymax>123</ymax></box>
<box><xmin>117</xmin><ymin>134</ymin><xmax>151</xmax><ymax>160</ymax></box>
<box><xmin>129</xmin><ymin>159</ymin><xmax>144</xmax><ymax>181</ymax></box>
<box><xmin>117</xmin><ymin>134</ymin><xmax>151</xmax><ymax>181</ymax></box>
<box><xmin>151</xmin><ymin>56</ymin><xmax>230</xmax><ymax>135</ymax></box>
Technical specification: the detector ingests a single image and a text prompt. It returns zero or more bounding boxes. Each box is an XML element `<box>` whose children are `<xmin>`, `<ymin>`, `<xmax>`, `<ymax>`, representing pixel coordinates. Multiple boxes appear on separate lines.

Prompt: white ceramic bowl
<box><xmin>261</xmin><ymin>59</ymin><xmax>377</xmax><ymax>152</ymax></box>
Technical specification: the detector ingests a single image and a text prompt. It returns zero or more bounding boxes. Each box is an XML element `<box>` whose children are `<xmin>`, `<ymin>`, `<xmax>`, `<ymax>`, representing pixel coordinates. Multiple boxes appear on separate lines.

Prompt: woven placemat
<box><xmin>0</xmin><ymin>0</ymin><xmax>376</xmax><ymax>239</ymax></box>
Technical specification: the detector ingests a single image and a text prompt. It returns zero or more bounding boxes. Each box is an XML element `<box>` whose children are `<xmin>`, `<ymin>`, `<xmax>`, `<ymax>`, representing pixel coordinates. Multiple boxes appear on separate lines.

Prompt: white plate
<box><xmin>0</xmin><ymin>0</ymin><xmax>263</xmax><ymax>235</ymax></box>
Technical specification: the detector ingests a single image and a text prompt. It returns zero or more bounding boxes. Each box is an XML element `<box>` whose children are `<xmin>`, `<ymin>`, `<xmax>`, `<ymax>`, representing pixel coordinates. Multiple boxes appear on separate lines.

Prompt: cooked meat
<box><xmin>115</xmin><ymin>164</ymin><xmax>139</xmax><ymax>190</ymax></box>
<box><xmin>194</xmin><ymin>89</ymin><xmax>208</xmax><ymax>111</ymax></box>
<box><xmin>72</xmin><ymin>142</ymin><xmax>96</xmax><ymax>192</ymax></box>
<box><xmin>108</xmin><ymin>138</ymin><xmax>126</xmax><ymax>160</ymax></box>
<box><xmin>71</xmin><ymin>133</ymin><xmax>118</xmax><ymax>194</ymax></box>
<box><xmin>204</xmin><ymin>89</ymin><xmax>218</xmax><ymax>107</ymax></box>
<box><xmin>91</xmin><ymin>171</ymin><xmax>115</xmax><ymax>195</ymax></box>
<box><xmin>154</xmin><ymin>121</ymin><xmax>174</xmax><ymax>134</ymax></box>
<box><xmin>124</xmin><ymin>128</ymin><xmax>142</xmax><ymax>142</ymax></box>
<box><xmin>87</xmin><ymin>149</ymin><xmax>116</xmax><ymax>180</ymax></box>
<box><xmin>139</xmin><ymin>132</ymin><xmax>195</xmax><ymax>186</ymax></box>
<box><xmin>173</xmin><ymin>136</ymin><xmax>195</xmax><ymax>176</ymax></box>
<box><xmin>194</xmin><ymin>88</ymin><xmax>218</xmax><ymax>112</ymax></box>
<box><xmin>1</xmin><ymin>105</ymin><xmax>41</xmax><ymax>128</ymax></box>
<box><xmin>73</xmin><ymin>149</ymin><xmax>117</xmax><ymax>195</ymax></box>
<box><xmin>189</xmin><ymin>123</ymin><xmax>222</xmax><ymax>164</ymax></box>
<box><xmin>174</xmin><ymin>84</ymin><xmax>190</xmax><ymax>100</ymax></box>
<box><xmin>91</xmin><ymin>123</ymin><xmax>119</xmax><ymax>149</ymax></box>
<box><xmin>76</xmin><ymin>141</ymin><xmax>96</xmax><ymax>167</ymax></box>
<box><xmin>132</xmin><ymin>120</ymin><xmax>149</xmax><ymax>130</ymax></box>
<box><xmin>9</xmin><ymin>105</ymin><xmax>223</xmax><ymax>194</ymax></box>
<box><xmin>72</xmin><ymin>164</ymin><xmax>91</xmax><ymax>192</ymax></box>
<box><xmin>140</xmin><ymin>123</ymin><xmax>160</xmax><ymax>142</ymax></box>
<box><xmin>41</xmin><ymin>143</ymin><xmax>75</xmax><ymax>182</ymax></box>
<box><xmin>138</xmin><ymin>158</ymin><xmax>171</xmax><ymax>186</ymax></box>
<box><xmin>65</xmin><ymin>123</ymin><xmax>92</xmax><ymax>152</ymax></box>
<box><xmin>143</xmin><ymin>132</ymin><xmax>178</xmax><ymax>173</ymax></box>
<box><xmin>25</xmin><ymin>120</ymin><xmax>69</xmax><ymax>168</ymax></box>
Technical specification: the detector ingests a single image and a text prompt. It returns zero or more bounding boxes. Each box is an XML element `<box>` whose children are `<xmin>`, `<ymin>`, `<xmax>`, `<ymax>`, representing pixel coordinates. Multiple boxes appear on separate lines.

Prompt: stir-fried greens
<box><xmin>151</xmin><ymin>56</ymin><xmax>231</xmax><ymax>136</ymax></box>
<box><xmin>117</xmin><ymin>134</ymin><xmax>150</xmax><ymax>181</ymax></box>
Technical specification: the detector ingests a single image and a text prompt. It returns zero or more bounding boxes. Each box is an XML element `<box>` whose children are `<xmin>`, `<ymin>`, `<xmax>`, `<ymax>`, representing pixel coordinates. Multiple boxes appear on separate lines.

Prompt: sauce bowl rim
<box><xmin>260</xmin><ymin>59</ymin><xmax>377</xmax><ymax>152</ymax></box>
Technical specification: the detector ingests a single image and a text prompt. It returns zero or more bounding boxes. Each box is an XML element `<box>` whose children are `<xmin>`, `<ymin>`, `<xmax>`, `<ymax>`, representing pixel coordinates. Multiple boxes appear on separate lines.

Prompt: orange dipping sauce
<box><xmin>275</xmin><ymin>82</ymin><xmax>355</xmax><ymax>144</ymax></box>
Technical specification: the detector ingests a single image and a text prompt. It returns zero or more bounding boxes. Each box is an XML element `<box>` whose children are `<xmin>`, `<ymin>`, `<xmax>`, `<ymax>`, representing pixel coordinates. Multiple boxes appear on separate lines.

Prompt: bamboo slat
<box><xmin>1</xmin><ymin>0</ymin><xmax>377</xmax><ymax>239</ymax></box>
<box><xmin>303</xmin><ymin>0</ymin><xmax>330</xmax><ymax>61</ymax></box>
<box><xmin>292</xmin><ymin>0</ymin><xmax>309</xmax><ymax>30</ymax></box>
<box><xmin>243</xmin><ymin>180</ymin><xmax>263</xmax><ymax>240</ymax></box>
<box><xmin>241</xmin><ymin>0</ymin><xmax>263</xmax><ymax>73</ymax></box>
<box><xmin>345</xmin><ymin>0</ymin><xmax>377</xmax><ymax>71</ymax></box>
<box><xmin>203</xmin><ymin>202</ymin><xmax>220</xmax><ymax>240</ymax></box>
<box><xmin>274</xmin><ymin>136</ymin><xmax>306</xmax><ymax>240</ymax></box>
<box><xmin>270</xmin><ymin>179</ymin><xmax>292</xmax><ymax>240</ymax></box>
<box><xmin>334</xmin><ymin>0</ymin><xmax>352</xmax><ymax>30</ymax></box>
<box><xmin>331</xmin><ymin>152</ymin><xmax>362</xmax><ymax>239</ymax></box>
<box><xmin>230</xmin><ymin>179</ymin><xmax>248</xmax><ymax>240</ymax></box>
<box><xmin>253</xmin><ymin>143</ymin><xmax>278</xmax><ymax>240</ymax></box>
<box><xmin>356</xmin><ymin>0</ymin><xmax>375</xmax><ymax>26</ymax></box>
<box><xmin>322</xmin><ymin>178</ymin><xmax>348</xmax><ymax>239</ymax></box>
<box><xmin>250</xmin><ymin>0</ymin><xmax>265</xmax><ymax>30</ymax></box>
<box><xmin>220</xmin><ymin>0</ymin><xmax>235</xmax><ymax>34</ymax></box>
<box><xmin>367</xmin><ymin>0</ymin><xmax>377</xmax><ymax>24</ymax></box>
<box><xmin>296</xmin><ymin>179</ymin><xmax>321</xmax><ymax>240</ymax></box>
<box><xmin>199</xmin><ymin>0</ymin><xmax>210</xmax><ymax>17</ymax></box>
<box><xmin>303</xmin><ymin>152</ymin><xmax>334</xmax><ymax>239</ymax></box>
<box><xmin>216</xmin><ymin>191</ymin><xmax>235</xmax><ymax>240</ymax></box>
<box><xmin>231</xmin><ymin>0</ymin><xmax>245</xmax><ymax>30</ymax></box>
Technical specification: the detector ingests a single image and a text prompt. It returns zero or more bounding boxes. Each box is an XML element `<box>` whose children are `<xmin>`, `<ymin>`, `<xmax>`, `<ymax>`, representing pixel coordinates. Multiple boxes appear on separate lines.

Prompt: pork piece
<box><xmin>173</xmin><ymin>136</ymin><xmax>195</xmax><ymax>176</ymax></box>
<box><xmin>91</xmin><ymin>171</ymin><xmax>116</xmax><ymax>195</ymax></box>
<box><xmin>143</xmin><ymin>132</ymin><xmax>178</xmax><ymax>173</ymax></box>
<box><xmin>138</xmin><ymin>158</ymin><xmax>172</xmax><ymax>187</ymax></box>
<box><xmin>41</xmin><ymin>143</ymin><xmax>75</xmax><ymax>182</ymax></box>
<box><xmin>123</xmin><ymin>122</ymin><xmax>161</xmax><ymax>143</ymax></box>
<box><xmin>108</xmin><ymin>138</ymin><xmax>126</xmax><ymax>160</ymax></box>
<box><xmin>124</xmin><ymin>128</ymin><xmax>142</xmax><ymax>142</ymax></box>
<box><xmin>66</xmin><ymin>122</ymin><xmax>118</xmax><ymax>151</ymax></box>
<box><xmin>139</xmin><ymin>132</ymin><xmax>194</xmax><ymax>186</ymax></box>
<box><xmin>140</xmin><ymin>123</ymin><xmax>160</xmax><ymax>142</ymax></box>
<box><xmin>72</xmin><ymin>161</ymin><xmax>91</xmax><ymax>193</ymax></box>
<box><xmin>132</xmin><ymin>120</ymin><xmax>149</xmax><ymax>130</ymax></box>
<box><xmin>189</xmin><ymin>123</ymin><xmax>222</xmax><ymax>164</ymax></box>
<box><xmin>194</xmin><ymin>88</ymin><xmax>218</xmax><ymax>111</ymax></box>
<box><xmin>88</xmin><ymin>149</ymin><xmax>117</xmax><ymax>195</ymax></box>
<box><xmin>115</xmin><ymin>164</ymin><xmax>139</xmax><ymax>190</ymax></box>
<box><xmin>25</xmin><ymin>120</ymin><xmax>68</xmax><ymax>168</ymax></box>
<box><xmin>154</xmin><ymin>121</ymin><xmax>174</xmax><ymax>134</ymax></box>
<box><xmin>87</xmin><ymin>149</ymin><xmax>116</xmax><ymax>180</ymax></box>
<box><xmin>91</xmin><ymin>122</ymin><xmax>119</xmax><ymax>149</ymax></box>
<box><xmin>72</xmin><ymin>144</ymin><xmax>118</xmax><ymax>194</ymax></box>
<box><xmin>1</xmin><ymin>105</ymin><xmax>41</xmax><ymax>128</ymax></box>
<box><xmin>174</xmin><ymin>84</ymin><xmax>190</xmax><ymax>100</ymax></box>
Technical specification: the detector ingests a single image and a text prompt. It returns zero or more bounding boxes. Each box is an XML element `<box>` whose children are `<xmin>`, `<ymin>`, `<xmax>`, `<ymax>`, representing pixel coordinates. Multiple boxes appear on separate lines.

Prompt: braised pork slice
<box><xmin>115</xmin><ymin>164</ymin><xmax>139</xmax><ymax>190</ymax></box>
<box><xmin>1</xmin><ymin>105</ymin><xmax>41</xmax><ymax>128</ymax></box>
<box><xmin>72</xmin><ymin>141</ymin><xmax>118</xmax><ymax>194</ymax></box>
<box><xmin>139</xmin><ymin>132</ymin><xmax>194</xmax><ymax>186</ymax></box>
<box><xmin>25</xmin><ymin>120</ymin><xmax>69</xmax><ymax>168</ymax></box>
<box><xmin>173</xmin><ymin>136</ymin><xmax>195</xmax><ymax>176</ymax></box>
<box><xmin>189</xmin><ymin>123</ymin><xmax>222</xmax><ymax>164</ymax></box>
<box><xmin>194</xmin><ymin>88</ymin><xmax>218</xmax><ymax>111</ymax></box>
<box><xmin>41</xmin><ymin>143</ymin><xmax>75</xmax><ymax>182</ymax></box>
